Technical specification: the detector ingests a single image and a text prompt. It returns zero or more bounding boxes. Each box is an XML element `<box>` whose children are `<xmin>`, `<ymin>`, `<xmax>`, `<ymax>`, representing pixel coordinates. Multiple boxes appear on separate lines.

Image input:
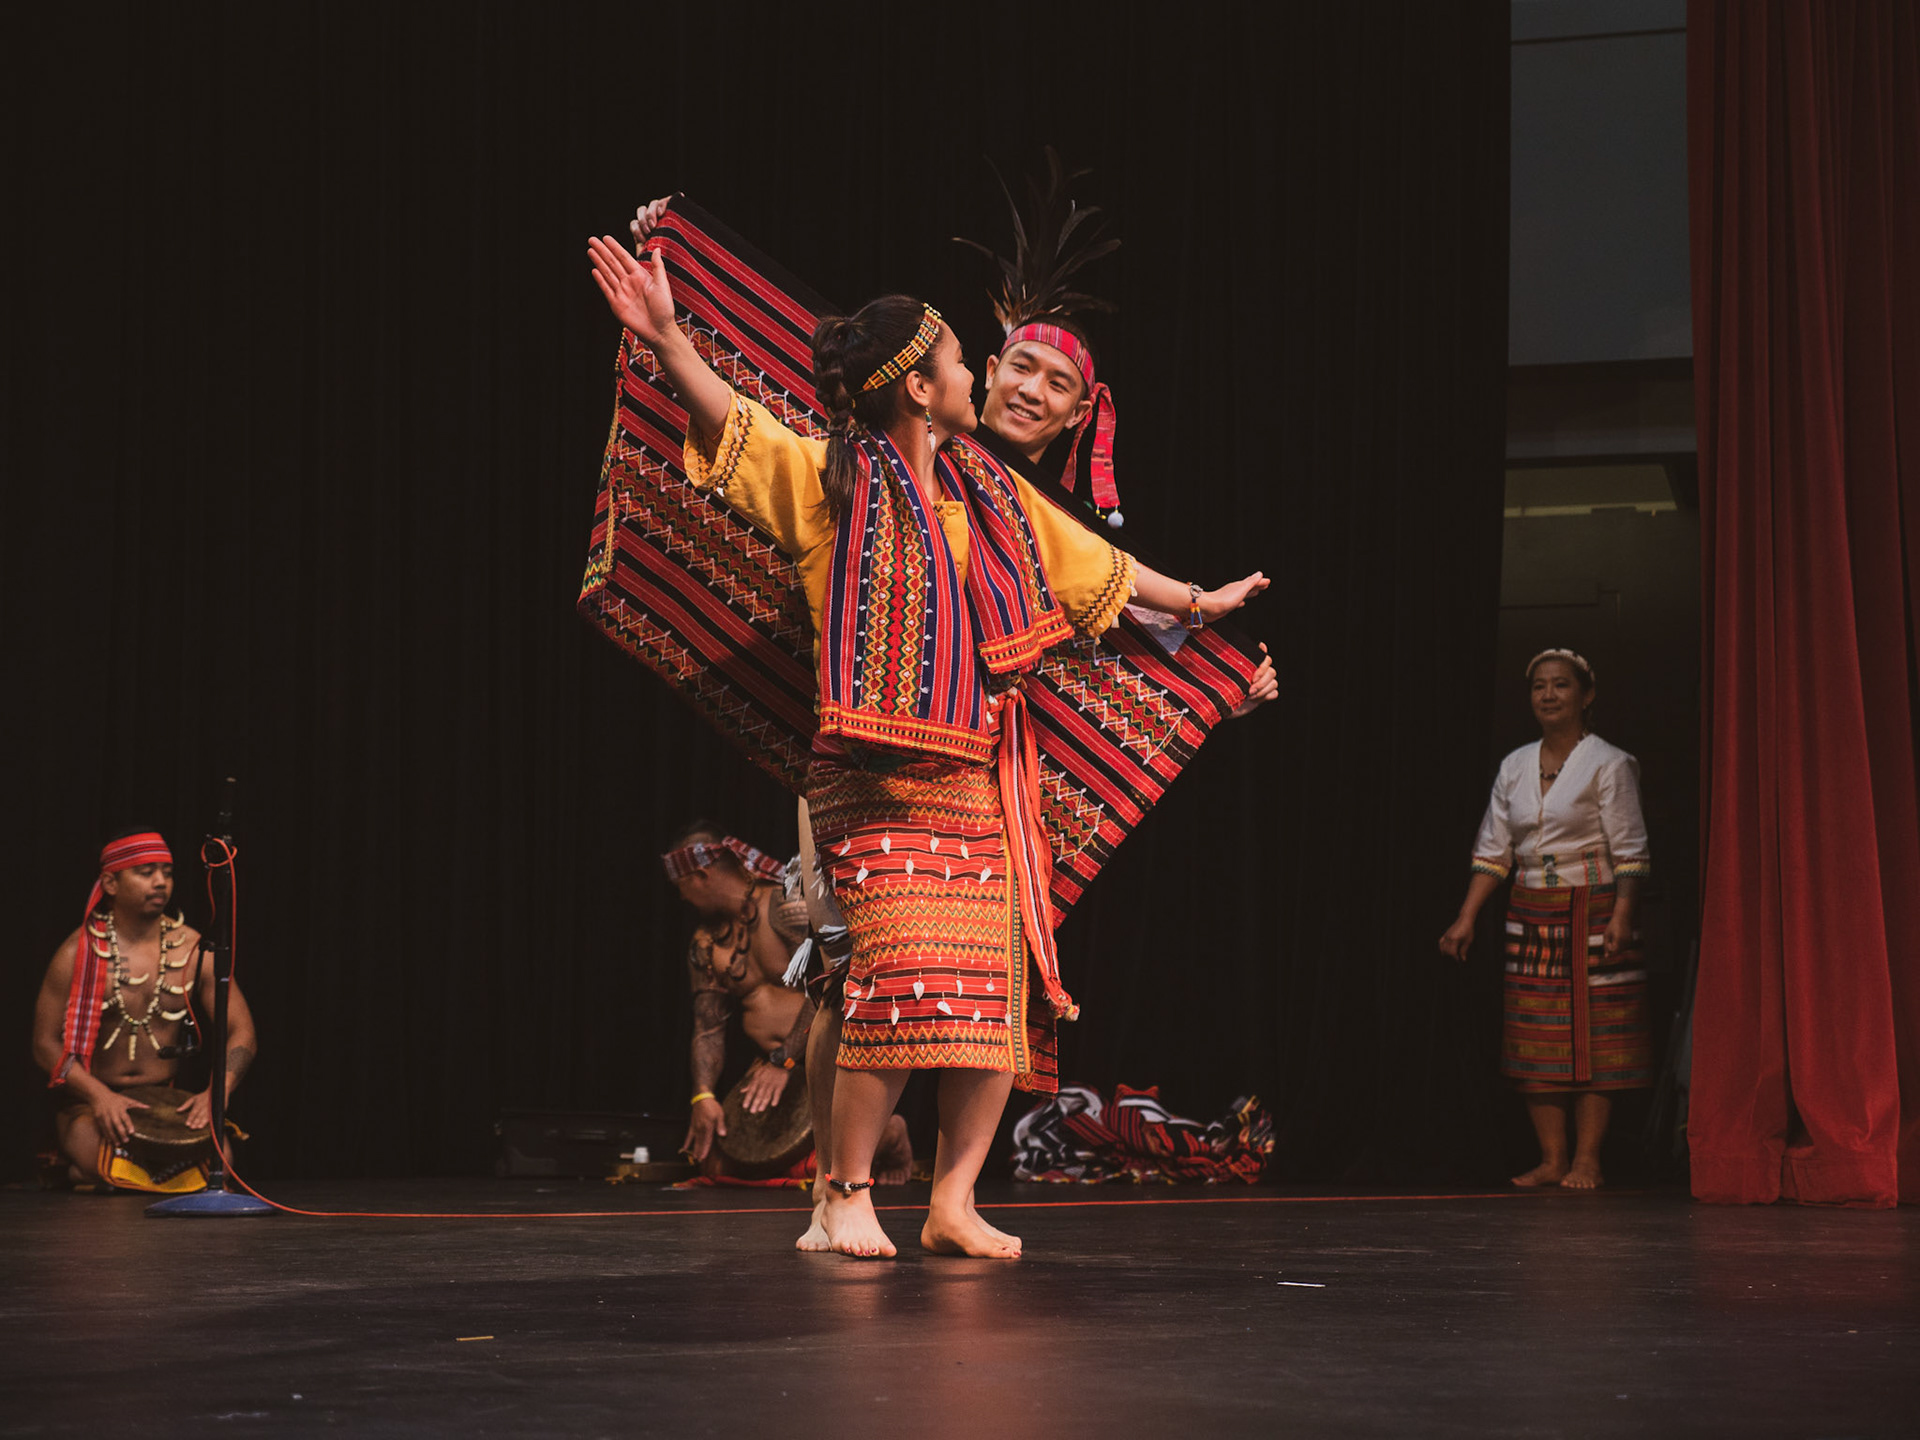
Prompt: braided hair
<box><xmin>811</xmin><ymin>295</ymin><xmax>942</xmax><ymax>524</ymax></box>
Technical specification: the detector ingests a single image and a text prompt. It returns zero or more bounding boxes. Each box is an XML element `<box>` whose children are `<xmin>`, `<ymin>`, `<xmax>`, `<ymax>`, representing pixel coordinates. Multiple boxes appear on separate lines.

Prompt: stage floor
<box><xmin>3</xmin><ymin>1179</ymin><xmax>1916</xmax><ymax>1438</ymax></box>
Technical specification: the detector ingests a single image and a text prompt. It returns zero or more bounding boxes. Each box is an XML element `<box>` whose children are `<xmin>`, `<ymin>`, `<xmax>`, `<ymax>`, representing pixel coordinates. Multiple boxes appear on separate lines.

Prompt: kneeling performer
<box><xmin>665</xmin><ymin>820</ymin><xmax>910</xmax><ymax>1216</ymax></box>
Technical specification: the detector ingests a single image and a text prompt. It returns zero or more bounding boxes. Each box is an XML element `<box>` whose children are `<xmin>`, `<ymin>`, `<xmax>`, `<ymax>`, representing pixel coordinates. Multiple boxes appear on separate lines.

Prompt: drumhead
<box><xmin>121</xmin><ymin>1085</ymin><xmax>209</xmax><ymax>1148</ymax></box>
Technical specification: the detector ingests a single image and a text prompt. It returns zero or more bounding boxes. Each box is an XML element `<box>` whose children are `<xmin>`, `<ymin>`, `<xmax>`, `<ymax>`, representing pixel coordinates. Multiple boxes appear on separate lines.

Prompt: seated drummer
<box><xmin>664</xmin><ymin>819</ymin><xmax>909</xmax><ymax>1186</ymax></box>
<box><xmin>30</xmin><ymin>830</ymin><xmax>258</xmax><ymax>1188</ymax></box>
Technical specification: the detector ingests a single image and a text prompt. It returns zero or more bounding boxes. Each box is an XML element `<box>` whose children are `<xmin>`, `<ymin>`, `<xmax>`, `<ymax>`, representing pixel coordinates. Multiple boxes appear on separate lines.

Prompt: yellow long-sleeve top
<box><xmin>683</xmin><ymin>393</ymin><xmax>1137</xmax><ymax>666</ymax></box>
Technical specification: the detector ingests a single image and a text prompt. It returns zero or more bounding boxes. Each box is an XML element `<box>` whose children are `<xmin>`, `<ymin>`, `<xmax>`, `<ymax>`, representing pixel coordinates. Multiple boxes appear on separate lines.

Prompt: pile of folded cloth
<box><xmin>1011</xmin><ymin>1083</ymin><xmax>1273</xmax><ymax>1184</ymax></box>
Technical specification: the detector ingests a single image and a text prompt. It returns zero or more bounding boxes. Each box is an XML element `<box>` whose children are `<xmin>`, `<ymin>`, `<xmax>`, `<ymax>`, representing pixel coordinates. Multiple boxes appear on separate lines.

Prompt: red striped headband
<box><xmin>100</xmin><ymin>833</ymin><xmax>173</xmax><ymax>874</ymax></box>
<box><xmin>661</xmin><ymin>836</ymin><xmax>787</xmax><ymax>883</ymax></box>
<box><xmin>1002</xmin><ymin>322</ymin><xmax>1095</xmax><ymax>388</ymax></box>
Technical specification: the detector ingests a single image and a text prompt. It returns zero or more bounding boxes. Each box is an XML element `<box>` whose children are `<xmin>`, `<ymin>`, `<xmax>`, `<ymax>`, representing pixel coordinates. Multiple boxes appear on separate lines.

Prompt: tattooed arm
<box><xmin>683</xmin><ymin>934</ymin><xmax>733</xmax><ymax>1162</ymax></box>
<box><xmin>222</xmin><ymin>977</ymin><xmax>259</xmax><ymax>1100</ymax></box>
<box><xmin>178</xmin><ymin>961</ymin><xmax>260</xmax><ymax>1131</ymax></box>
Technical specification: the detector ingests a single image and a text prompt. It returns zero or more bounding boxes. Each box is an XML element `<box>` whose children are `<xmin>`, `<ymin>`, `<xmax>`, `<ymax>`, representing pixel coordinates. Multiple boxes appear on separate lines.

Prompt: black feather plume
<box><xmin>953</xmin><ymin>147</ymin><xmax>1119</xmax><ymax>333</ymax></box>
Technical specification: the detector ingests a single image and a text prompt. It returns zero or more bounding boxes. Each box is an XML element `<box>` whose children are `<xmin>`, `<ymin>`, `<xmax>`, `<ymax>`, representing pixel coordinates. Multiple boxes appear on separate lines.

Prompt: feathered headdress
<box><xmin>953</xmin><ymin>147</ymin><xmax>1120</xmax><ymax>331</ymax></box>
<box><xmin>955</xmin><ymin>150</ymin><xmax>1125</xmax><ymax>525</ymax></box>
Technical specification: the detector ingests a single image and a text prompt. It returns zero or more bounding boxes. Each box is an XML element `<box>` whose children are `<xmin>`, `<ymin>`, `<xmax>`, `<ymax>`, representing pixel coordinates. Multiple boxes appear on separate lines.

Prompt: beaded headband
<box><xmin>859</xmin><ymin>306</ymin><xmax>944</xmax><ymax>392</ymax></box>
<box><xmin>1526</xmin><ymin>648</ymin><xmax>1596</xmax><ymax>685</ymax></box>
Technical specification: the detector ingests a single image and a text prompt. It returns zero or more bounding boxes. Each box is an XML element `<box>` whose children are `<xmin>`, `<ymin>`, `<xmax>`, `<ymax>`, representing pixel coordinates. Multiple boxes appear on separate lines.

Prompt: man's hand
<box><xmin>587</xmin><ymin>236</ymin><xmax>677</xmax><ymax>349</ymax></box>
<box><xmin>1438</xmin><ymin>916</ymin><xmax>1475</xmax><ymax>962</ymax></box>
<box><xmin>682</xmin><ymin>1095</ymin><xmax>725</xmax><ymax>1162</ymax></box>
<box><xmin>630</xmin><ymin>196</ymin><xmax>671</xmax><ymax>256</ymax></box>
<box><xmin>1230</xmin><ymin>643</ymin><xmax>1278</xmax><ymax>718</ymax></box>
<box><xmin>740</xmin><ymin>1059</ymin><xmax>791</xmax><ymax>1115</ymax></box>
<box><xmin>178</xmin><ymin>1089</ymin><xmax>214</xmax><ymax>1131</ymax></box>
<box><xmin>1201</xmin><ymin>571</ymin><xmax>1270</xmax><ymax>622</ymax></box>
<box><xmin>88</xmin><ymin>1091</ymin><xmax>150</xmax><ymax>1145</ymax></box>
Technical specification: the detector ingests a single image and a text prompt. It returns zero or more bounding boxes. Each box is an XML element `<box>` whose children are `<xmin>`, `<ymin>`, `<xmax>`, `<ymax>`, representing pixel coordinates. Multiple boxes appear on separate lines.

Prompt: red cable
<box><xmin>203</xmin><ymin>1132</ymin><xmax>1590</xmax><ymax>1219</ymax></box>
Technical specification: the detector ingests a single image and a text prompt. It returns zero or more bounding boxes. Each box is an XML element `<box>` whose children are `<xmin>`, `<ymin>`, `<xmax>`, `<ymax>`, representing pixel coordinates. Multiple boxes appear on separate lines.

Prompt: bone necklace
<box><xmin>98</xmin><ymin>914</ymin><xmax>191</xmax><ymax>1061</ymax></box>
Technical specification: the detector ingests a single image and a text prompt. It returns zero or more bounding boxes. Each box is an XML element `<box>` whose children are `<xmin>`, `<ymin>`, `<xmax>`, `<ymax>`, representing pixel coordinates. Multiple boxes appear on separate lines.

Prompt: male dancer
<box><xmin>32</xmin><ymin>831</ymin><xmax>259</xmax><ymax>1187</ymax></box>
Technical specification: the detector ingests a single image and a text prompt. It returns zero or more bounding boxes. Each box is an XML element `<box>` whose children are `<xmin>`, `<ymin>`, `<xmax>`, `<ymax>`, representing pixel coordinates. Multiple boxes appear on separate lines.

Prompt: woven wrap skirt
<box><xmin>805</xmin><ymin>754</ymin><xmax>1058</xmax><ymax>1094</ymax></box>
<box><xmin>1501</xmin><ymin>883</ymin><xmax>1653</xmax><ymax>1092</ymax></box>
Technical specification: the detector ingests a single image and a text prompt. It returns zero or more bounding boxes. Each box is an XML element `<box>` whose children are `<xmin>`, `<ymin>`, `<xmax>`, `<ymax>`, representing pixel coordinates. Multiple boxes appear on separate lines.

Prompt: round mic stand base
<box><xmin>146</xmin><ymin>1184</ymin><xmax>274</xmax><ymax>1218</ymax></box>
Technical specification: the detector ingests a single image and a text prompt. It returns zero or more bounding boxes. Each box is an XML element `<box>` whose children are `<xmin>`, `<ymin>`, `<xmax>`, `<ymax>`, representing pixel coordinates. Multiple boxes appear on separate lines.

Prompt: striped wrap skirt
<box><xmin>805</xmin><ymin>754</ymin><xmax>1059</xmax><ymax>1094</ymax></box>
<box><xmin>1501</xmin><ymin>883</ymin><xmax>1653</xmax><ymax>1092</ymax></box>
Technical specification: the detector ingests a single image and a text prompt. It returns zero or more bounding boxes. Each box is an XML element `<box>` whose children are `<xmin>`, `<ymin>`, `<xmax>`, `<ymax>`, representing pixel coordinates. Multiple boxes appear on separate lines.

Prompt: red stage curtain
<box><xmin>1689</xmin><ymin>0</ymin><xmax>1920</xmax><ymax>1207</ymax></box>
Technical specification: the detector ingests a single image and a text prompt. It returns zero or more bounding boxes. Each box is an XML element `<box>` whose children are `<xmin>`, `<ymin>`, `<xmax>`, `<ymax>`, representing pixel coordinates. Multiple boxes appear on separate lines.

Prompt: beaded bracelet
<box><xmin>1187</xmin><ymin>581</ymin><xmax>1206</xmax><ymax>631</ymax></box>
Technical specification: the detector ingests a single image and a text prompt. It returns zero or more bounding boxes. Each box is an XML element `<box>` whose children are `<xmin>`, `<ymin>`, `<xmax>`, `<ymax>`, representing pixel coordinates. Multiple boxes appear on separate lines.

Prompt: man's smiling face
<box><xmin>980</xmin><ymin>340</ymin><xmax>1092</xmax><ymax>458</ymax></box>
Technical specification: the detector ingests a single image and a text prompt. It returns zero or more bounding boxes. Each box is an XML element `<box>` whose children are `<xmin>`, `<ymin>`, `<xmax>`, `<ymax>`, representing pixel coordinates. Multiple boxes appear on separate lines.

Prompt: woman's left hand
<box><xmin>1230</xmin><ymin>644</ymin><xmax>1277</xmax><ymax>718</ymax></box>
<box><xmin>1202</xmin><ymin>571</ymin><xmax>1269</xmax><ymax>622</ymax></box>
<box><xmin>587</xmin><ymin>237</ymin><xmax>678</xmax><ymax>348</ymax></box>
<box><xmin>1602</xmin><ymin>912</ymin><xmax>1633</xmax><ymax>959</ymax></box>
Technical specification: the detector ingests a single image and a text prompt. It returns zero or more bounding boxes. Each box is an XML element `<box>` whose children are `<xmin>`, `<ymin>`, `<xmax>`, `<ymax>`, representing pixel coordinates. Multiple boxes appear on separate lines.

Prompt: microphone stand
<box><xmin>148</xmin><ymin>777</ymin><xmax>272</xmax><ymax>1217</ymax></box>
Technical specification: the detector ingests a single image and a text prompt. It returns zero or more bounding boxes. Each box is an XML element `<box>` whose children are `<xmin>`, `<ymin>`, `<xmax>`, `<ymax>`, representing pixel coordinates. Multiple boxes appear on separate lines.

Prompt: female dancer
<box><xmin>588</xmin><ymin>236</ymin><xmax>1270</xmax><ymax>1257</ymax></box>
<box><xmin>1439</xmin><ymin>650</ymin><xmax>1653</xmax><ymax>1189</ymax></box>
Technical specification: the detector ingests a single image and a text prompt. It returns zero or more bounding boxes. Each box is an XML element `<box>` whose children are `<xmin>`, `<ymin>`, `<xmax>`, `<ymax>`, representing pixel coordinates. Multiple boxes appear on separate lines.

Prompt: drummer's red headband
<box><xmin>100</xmin><ymin>833</ymin><xmax>173</xmax><ymax>875</ymax></box>
<box><xmin>1001</xmin><ymin>323</ymin><xmax>1120</xmax><ymax>516</ymax></box>
<box><xmin>53</xmin><ymin>833</ymin><xmax>174</xmax><ymax>1087</ymax></box>
<box><xmin>661</xmin><ymin>836</ymin><xmax>787</xmax><ymax>883</ymax></box>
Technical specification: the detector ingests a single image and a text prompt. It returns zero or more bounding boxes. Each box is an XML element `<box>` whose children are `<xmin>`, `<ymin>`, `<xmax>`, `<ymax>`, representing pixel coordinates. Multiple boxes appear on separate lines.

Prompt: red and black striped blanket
<box><xmin>577</xmin><ymin>198</ymin><xmax>1258</xmax><ymax>923</ymax></box>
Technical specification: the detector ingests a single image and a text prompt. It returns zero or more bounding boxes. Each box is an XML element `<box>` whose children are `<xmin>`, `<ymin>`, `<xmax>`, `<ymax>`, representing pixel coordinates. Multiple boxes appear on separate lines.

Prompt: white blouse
<box><xmin>1471</xmin><ymin>735</ymin><xmax>1651</xmax><ymax>889</ymax></box>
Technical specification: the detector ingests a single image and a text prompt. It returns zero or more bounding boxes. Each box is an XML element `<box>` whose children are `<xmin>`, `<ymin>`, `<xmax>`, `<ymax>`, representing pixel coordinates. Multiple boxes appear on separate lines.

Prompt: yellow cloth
<box><xmin>682</xmin><ymin>394</ymin><xmax>1135</xmax><ymax>664</ymax></box>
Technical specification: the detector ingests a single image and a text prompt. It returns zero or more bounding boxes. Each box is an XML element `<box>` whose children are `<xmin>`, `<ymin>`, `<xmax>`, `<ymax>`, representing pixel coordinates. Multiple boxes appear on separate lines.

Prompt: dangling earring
<box><xmin>924</xmin><ymin>407</ymin><xmax>936</xmax><ymax>447</ymax></box>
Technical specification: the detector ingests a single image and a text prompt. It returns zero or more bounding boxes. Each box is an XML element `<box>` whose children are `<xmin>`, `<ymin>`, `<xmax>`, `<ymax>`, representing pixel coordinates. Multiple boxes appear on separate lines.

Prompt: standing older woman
<box><xmin>1440</xmin><ymin>650</ymin><xmax>1653</xmax><ymax>1189</ymax></box>
<box><xmin>586</xmin><ymin>237</ymin><xmax>1272</xmax><ymax>1258</ymax></box>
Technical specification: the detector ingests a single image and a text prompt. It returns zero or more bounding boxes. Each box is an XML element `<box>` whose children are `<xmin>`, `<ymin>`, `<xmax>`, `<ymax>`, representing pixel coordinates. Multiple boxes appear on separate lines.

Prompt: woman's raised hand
<box><xmin>1202</xmin><ymin>571</ymin><xmax>1270</xmax><ymax>622</ymax></box>
<box><xmin>587</xmin><ymin>236</ymin><xmax>677</xmax><ymax>348</ymax></box>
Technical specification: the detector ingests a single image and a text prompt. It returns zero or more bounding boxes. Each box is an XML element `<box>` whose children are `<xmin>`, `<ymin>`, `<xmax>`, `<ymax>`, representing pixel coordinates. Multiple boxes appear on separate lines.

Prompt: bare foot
<box><xmin>823</xmin><ymin>1185</ymin><xmax>896</xmax><ymax>1259</ymax></box>
<box><xmin>1512</xmin><ymin>1160</ymin><xmax>1569</xmax><ymax>1188</ymax></box>
<box><xmin>1560</xmin><ymin>1159</ymin><xmax>1605</xmax><ymax>1190</ymax></box>
<box><xmin>922</xmin><ymin>1205</ymin><xmax>1021</xmax><ymax>1259</ymax></box>
<box><xmin>796</xmin><ymin>1191</ymin><xmax>831</xmax><ymax>1252</ymax></box>
<box><xmin>967</xmin><ymin>1189</ymin><xmax>1020</xmax><ymax>1250</ymax></box>
<box><xmin>874</xmin><ymin>1116</ymin><xmax>913</xmax><ymax>1187</ymax></box>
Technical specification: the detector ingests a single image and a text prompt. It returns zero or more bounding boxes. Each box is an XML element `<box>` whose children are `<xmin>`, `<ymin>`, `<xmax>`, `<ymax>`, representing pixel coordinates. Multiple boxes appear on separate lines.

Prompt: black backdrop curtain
<box><xmin>2</xmin><ymin>3</ymin><xmax>1509</xmax><ymax>1181</ymax></box>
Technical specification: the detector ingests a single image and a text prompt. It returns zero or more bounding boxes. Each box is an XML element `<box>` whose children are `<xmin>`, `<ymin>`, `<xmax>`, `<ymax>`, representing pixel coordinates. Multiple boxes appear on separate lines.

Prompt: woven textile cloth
<box><xmin>576</xmin><ymin>199</ymin><xmax>1257</xmax><ymax>926</ymax></box>
<box><xmin>807</xmin><ymin>756</ymin><xmax>1060</xmax><ymax>1093</ymax></box>
<box><xmin>1501</xmin><ymin>884</ymin><xmax>1652</xmax><ymax>1091</ymax></box>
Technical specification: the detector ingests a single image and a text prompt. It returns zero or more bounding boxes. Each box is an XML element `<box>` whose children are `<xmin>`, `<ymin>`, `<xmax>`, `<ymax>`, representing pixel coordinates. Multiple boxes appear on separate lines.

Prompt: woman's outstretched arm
<box><xmin>1130</xmin><ymin>558</ymin><xmax>1270</xmax><ymax>625</ymax></box>
<box><xmin>587</xmin><ymin>235</ymin><xmax>733</xmax><ymax>439</ymax></box>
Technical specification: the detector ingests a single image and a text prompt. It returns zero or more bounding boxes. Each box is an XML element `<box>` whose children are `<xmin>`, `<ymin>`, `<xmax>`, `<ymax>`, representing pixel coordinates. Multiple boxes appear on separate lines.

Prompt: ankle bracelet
<box><xmin>824</xmin><ymin>1175</ymin><xmax>873</xmax><ymax>1196</ymax></box>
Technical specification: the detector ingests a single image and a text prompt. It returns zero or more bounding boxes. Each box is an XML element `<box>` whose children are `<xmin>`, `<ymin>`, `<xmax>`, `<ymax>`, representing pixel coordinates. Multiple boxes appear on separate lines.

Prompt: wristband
<box><xmin>690</xmin><ymin>1091</ymin><xmax>716</xmax><ymax>1106</ymax></box>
